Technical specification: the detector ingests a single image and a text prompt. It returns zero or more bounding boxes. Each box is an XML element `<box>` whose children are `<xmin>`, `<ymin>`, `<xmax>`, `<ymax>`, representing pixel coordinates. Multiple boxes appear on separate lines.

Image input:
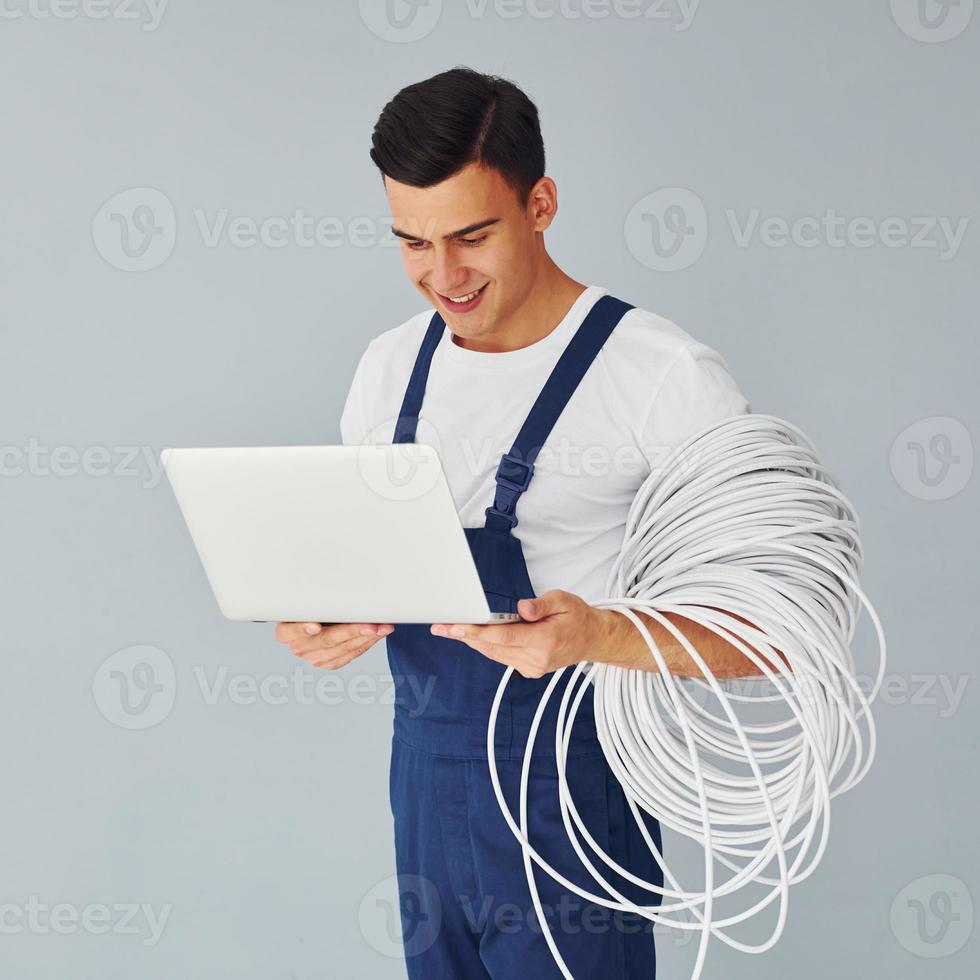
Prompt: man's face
<box><xmin>385</xmin><ymin>162</ymin><xmax>550</xmax><ymax>344</ymax></box>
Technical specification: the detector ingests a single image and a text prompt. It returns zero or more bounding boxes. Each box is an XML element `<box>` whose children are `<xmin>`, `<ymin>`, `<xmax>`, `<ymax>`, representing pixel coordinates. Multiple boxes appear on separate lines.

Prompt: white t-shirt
<box><xmin>340</xmin><ymin>285</ymin><xmax>750</xmax><ymax>603</ymax></box>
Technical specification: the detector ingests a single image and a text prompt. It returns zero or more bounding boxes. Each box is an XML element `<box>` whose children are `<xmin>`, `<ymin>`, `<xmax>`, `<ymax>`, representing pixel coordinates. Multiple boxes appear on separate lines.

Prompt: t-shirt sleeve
<box><xmin>640</xmin><ymin>341</ymin><xmax>750</xmax><ymax>468</ymax></box>
<box><xmin>638</xmin><ymin>341</ymin><xmax>761</xmax><ymax>688</ymax></box>
<box><xmin>339</xmin><ymin>342</ymin><xmax>375</xmax><ymax>447</ymax></box>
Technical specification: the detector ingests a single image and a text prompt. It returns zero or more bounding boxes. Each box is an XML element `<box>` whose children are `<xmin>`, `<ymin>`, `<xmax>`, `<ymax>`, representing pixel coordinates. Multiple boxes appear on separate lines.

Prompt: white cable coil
<box><xmin>487</xmin><ymin>413</ymin><xmax>886</xmax><ymax>979</ymax></box>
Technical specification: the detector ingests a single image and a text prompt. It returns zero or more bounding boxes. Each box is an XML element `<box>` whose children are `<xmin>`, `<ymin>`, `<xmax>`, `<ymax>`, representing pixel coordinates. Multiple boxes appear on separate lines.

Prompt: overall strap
<box><xmin>485</xmin><ymin>294</ymin><xmax>634</xmax><ymax>532</ymax></box>
<box><xmin>393</xmin><ymin>311</ymin><xmax>445</xmax><ymax>444</ymax></box>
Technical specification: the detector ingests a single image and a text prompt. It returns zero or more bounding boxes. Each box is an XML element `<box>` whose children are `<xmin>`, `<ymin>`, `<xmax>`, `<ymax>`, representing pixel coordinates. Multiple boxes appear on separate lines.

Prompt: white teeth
<box><xmin>448</xmin><ymin>286</ymin><xmax>483</xmax><ymax>303</ymax></box>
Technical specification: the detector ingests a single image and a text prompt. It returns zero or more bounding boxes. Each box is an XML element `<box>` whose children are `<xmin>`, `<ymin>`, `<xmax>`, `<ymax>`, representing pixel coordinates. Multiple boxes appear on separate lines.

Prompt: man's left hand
<box><xmin>430</xmin><ymin>589</ymin><xmax>613</xmax><ymax>678</ymax></box>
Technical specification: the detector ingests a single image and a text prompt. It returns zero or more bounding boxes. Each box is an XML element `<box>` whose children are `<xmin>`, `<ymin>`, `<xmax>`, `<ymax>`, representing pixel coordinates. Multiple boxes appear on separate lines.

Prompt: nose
<box><xmin>429</xmin><ymin>246</ymin><xmax>469</xmax><ymax>295</ymax></box>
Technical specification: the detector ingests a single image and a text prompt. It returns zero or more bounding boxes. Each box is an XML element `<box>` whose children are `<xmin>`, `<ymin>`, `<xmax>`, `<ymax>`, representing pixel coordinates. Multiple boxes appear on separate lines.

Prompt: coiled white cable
<box><xmin>486</xmin><ymin>414</ymin><xmax>886</xmax><ymax>979</ymax></box>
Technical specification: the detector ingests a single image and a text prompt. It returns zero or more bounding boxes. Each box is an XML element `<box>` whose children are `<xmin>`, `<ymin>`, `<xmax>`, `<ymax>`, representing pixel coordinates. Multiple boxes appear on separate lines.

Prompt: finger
<box><xmin>518</xmin><ymin>592</ymin><xmax>570</xmax><ymax>622</ymax></box>
<box><xmin>431</xmin><ymin>622</ymin><xmax>537</xmax><ymax>648</ymax></box>
<box><xmin>429</xmin><ymin>623</ymin><xmax>485</xmax><ymax>643</ymax></box>
<box><xmin>469</xmin><ymin>642</ymin><xmax>549</xmax><ymax>679</ymax></box>
<box><xmin>452</xmin><ymin>634</ymin><xmax>532</xmax><ymax>667</ymax></box>
<box><xmin>295</xmin><ymin>626</ymin><xmax>392</xmax><ymax>660</ymax></box>
<box><xmin>309</xmin><ymin>638</ymin><xmax>376</xmax><ymax>670</ymax></box>
<box><xmin>476</xmin><ymin>623</ymin><xmax>541</xmax><ymax>647</ymax></box>
<box><xmin>429</xmin><ymin>623</ymin><xmax>498</xmax><ymax>644</ymax></box>
<box><xmin>287</xmin><ymin>624</ymin><xmax>356</xmax><ymax>655</ymax></box>
<box><xmin>275</xmin><ymin>621</ymin><xmax>325</xmax><ymax>643</ymax></box>
<box><xmin>289</xmin><ymin>624</ymin><xmax>393</xmax><ymax>656</ymax></box>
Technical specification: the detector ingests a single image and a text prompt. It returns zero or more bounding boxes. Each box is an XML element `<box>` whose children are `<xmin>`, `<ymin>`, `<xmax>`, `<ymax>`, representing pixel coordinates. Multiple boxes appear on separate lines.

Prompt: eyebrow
<box><xmin>390</xmin><ymin>217</ymin><xmax>500</xmax><ymax>243</ymax></box>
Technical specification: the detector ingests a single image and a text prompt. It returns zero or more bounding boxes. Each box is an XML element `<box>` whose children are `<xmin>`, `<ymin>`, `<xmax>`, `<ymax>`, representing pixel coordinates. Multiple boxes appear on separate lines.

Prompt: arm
<box><xmin>432</xmin><ymin>591</ymin><xmax>787</xmax><ymax>679</ymax></box>
<box><xmin>589</xmin><ymin>603</ymin><xmax>786</xmax><ymax>677</ymax></box>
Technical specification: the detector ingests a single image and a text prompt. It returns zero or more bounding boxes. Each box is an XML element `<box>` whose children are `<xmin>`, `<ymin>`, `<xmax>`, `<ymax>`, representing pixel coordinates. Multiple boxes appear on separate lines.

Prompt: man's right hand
<box><xmin>275</xmin><ymin>621</ymin><xmax>394</xmax><ymax>670</ymax></box>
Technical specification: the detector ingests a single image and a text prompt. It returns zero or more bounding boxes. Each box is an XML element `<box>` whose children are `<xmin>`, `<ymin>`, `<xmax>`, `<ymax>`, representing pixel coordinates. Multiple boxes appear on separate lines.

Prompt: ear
<box><xmin>527</xmin><ymin>176</ymin><xmax>558</xmax><ymax>232</ymax></box>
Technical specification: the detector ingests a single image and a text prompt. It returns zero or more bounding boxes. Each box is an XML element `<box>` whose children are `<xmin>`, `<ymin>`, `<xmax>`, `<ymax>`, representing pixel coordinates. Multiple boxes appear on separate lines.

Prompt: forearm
<box><xmin>589</xmin><ymin>606</ymin><xmax>786</xmax><ymax>677</ymax></box>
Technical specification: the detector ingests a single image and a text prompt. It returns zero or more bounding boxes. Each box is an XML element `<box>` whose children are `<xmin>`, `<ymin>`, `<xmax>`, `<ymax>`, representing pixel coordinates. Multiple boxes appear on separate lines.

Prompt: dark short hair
<box><xmin>370</xmin><ymin>66</ymin><xmax>545</xmax><ymax>205</ymax></box>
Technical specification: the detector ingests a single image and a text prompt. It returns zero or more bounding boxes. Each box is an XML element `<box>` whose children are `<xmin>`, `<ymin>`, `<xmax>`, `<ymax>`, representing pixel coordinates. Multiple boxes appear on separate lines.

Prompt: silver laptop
<box><xmin>161</xmin><ymin>444</ymin><xmax>519</xmax><ymax>624</ymax></box>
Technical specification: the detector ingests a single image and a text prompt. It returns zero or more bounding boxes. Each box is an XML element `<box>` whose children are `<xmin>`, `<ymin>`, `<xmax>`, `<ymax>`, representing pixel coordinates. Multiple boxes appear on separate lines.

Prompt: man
<box><xmin>276</xmin><ymin>67</ymin><xmax>770</xmax><ymax>979</ymax></box>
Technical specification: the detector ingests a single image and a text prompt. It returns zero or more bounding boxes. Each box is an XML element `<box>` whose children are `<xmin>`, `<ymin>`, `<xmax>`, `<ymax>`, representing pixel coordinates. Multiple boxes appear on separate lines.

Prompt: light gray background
<box><xmin>2</xmin><ymin>1</ymin><xmax>977</xmax><ymax>977</ymax></box>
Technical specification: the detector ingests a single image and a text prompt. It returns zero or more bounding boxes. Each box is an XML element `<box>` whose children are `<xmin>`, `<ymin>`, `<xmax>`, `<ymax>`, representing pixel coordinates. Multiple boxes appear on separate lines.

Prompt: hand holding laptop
<box><xmin>274</xmin><ymin>620</ymin><xmax>394</xmax><ymax>670</ymax></box>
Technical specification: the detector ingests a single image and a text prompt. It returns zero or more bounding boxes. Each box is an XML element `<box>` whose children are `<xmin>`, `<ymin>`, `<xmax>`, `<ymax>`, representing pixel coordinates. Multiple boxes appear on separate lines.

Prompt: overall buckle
<box><xmin>484</xmin><ymin>453</ymin><xmax>535</xmax><ymax>529</ymax></box>
<box><xmin>495</xmin><ymin>453</ymin><xmax>535</xmax><ymax>493</ymax></box>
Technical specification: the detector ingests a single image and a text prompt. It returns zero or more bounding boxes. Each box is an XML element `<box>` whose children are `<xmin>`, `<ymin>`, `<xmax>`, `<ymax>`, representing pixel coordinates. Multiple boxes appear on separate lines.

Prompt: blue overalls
<box><xmin>387</xmin><ymin>295</ymin><xmax>664</xmax><ymax>979</ymax></box>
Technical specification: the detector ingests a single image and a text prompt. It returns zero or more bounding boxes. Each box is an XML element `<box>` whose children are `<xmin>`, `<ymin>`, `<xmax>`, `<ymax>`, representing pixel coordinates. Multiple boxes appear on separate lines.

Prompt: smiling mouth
<box><xmin>434</xmin><ymin>282</ymin><xmax>489</xmax><ymax>309</ymax></box>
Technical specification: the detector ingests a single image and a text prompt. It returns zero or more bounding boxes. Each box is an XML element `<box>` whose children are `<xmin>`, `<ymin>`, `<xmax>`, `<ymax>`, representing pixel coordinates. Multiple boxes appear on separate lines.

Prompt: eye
<box><xmin>459</xmin><ymin>235</ymin><xmax>488</xmax><ymax>247</ymax></box>
<box><xmin>405</xmin><ymin>240</ymin><xmax>428</xmax><ymax>251</ymax></box>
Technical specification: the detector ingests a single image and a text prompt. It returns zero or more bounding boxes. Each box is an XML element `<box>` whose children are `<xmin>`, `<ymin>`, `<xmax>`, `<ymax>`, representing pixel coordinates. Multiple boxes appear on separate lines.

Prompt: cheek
<box><xmin>489</xmin><ymin>235</ymin><xmax>528</xmax><ymax>272</ymax></box>
<box><xmin>400</xmin><ymin>249</ymin><xmax>427</xmax><ymax>280</ymax></box>
<box><xmin>472</xmin><ymin>245</ymin><xmax>505</xmax><ymax>277</ymax></box>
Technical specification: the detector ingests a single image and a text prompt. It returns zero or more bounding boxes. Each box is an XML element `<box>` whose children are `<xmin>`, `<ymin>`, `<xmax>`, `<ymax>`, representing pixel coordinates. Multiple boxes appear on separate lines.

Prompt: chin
<box><xmin>445</xmin><ymin>319</ymin><xmax>476</xmax><ymax>338</ymax></box>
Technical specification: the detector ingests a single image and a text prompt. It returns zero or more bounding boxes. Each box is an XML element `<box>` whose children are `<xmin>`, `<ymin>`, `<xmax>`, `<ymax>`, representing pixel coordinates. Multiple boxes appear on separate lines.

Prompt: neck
<box><xmin>452</xmin><ymin>260</ymin><xmax>587</xmax><ymax>354</ymax></box>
